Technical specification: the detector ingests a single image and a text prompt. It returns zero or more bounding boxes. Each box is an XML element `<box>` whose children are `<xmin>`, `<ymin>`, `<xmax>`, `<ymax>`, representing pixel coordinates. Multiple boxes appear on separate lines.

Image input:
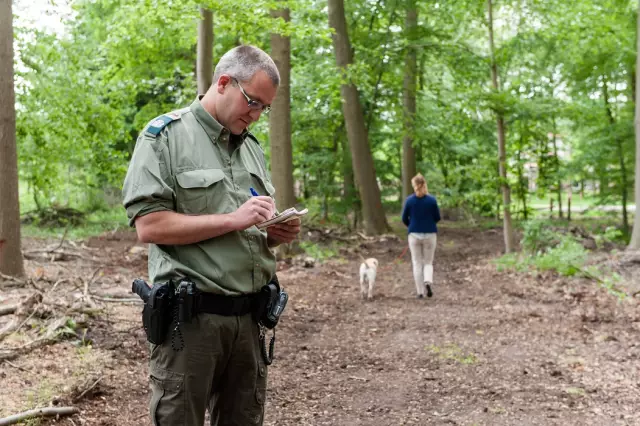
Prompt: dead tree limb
<box><xmin>0</xmin><ymin>406</ymin><xmax>79</xmax><ymax>426</ymax></box>
<box><xmin>0</xmin><ymin>317</ymin><xmax>70</xmax><ymax>363</ymax></box>
<box><xmin>0</xmin><ymin>273</ymin><xmax>26</xmax><ymax>288</ymax></box>
<box><xmin>0</xmin><ymin>304</ymin><xmax>18</xmax><ymax>316</ymax></box>
<box><xmin>49</xmin><ymin>227</ymin><xmax>70</xmax><ymax>253</ymax></box>
<box><xmin>82</xmin><ymin>268</ymin><xmax>101</xmax><ymax>309</ymax></box>
<box><xmin>72</xmin><ymin>376</ymin><xmax>103</xmax><ymax>402</ymax></box>
<box><xmin>91</xmin><ymin>295</ymin><xmax>141</xmax><ymax>304</ymax></box>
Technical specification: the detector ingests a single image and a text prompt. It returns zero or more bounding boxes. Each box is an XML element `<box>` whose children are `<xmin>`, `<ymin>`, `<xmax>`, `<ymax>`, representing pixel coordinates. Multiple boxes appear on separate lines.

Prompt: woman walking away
<box><xmin>401</xmin><ymin>174</ymin><xmax>441</xmax><ymax>299</ymax></box>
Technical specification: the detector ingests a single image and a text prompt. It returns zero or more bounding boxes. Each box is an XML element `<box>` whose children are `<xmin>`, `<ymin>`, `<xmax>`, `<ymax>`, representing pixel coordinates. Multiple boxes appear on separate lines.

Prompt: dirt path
<box><xmin>2</xmin><ymin>225</ymin><xmax>639</xmax><ymax>425</ymax></box>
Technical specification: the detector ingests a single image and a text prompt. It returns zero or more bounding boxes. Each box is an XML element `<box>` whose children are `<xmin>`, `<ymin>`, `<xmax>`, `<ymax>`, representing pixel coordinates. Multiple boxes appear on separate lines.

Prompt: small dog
<box><xmin>359</xmin><ymin>257</ymin><xmax>379</xmax><ymax>300</ymax></box>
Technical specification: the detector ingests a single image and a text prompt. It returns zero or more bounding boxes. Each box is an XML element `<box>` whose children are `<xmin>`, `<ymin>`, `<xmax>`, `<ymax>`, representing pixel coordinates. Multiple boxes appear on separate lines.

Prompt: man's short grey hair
<box><xmin>213</xmin><ymin>45</ymin><xmax>280</xmax><ymax>86</ymax></box>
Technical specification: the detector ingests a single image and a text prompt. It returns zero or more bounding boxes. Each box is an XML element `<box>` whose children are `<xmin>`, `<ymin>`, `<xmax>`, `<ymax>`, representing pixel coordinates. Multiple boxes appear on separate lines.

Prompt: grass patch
<box><xmin>427</xmin><ymin>343</ymin><xmax>478</xmax><ymax>365</ymax></box>
<box><xmin>22</xmin><ymin>207</ymin><xmax>128</xmax><ymax>240</ymax></box>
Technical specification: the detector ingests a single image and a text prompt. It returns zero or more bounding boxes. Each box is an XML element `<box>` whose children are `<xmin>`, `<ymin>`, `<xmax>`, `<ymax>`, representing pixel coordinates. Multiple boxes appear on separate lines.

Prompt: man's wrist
<box><xmin>267</xmin><ymin>235</ymin><xmax>281</xmax><ymax>248</ymax></box>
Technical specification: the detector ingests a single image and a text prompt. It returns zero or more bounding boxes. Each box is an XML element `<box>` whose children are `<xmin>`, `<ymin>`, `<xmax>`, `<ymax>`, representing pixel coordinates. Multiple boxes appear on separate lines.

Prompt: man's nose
<box><xmin>248</xmin><ymin>109</ymin><xmax>261</xmax><ymax>121</ymax></box>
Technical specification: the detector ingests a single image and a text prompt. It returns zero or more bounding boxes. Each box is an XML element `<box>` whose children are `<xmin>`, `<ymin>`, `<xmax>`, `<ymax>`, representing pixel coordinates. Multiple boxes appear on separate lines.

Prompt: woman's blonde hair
<box><xmin>411</xmin><ymin>173</ymin><xmax>428</xmax><ymax>197</ymax></box>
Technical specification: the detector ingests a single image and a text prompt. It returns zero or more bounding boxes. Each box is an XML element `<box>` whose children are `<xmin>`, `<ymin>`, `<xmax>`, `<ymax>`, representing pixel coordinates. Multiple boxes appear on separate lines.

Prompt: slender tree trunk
<box><xmin>487</xmin><ymin>0</ymin><xmax>515</xmax><ymax>252</ymax></box>
<box><xmin>197</xmin><ymin>8</ymin><xmax>213</xmax><ymax>94</ymax></box>
<box><xmin>630</xmin><ymin>0</ymin><xmax>640</xmax><ymax>249</ymax></box>
<box><xmin>401</xmin><ymin>0</ymin><xmax>418</xmax><ymax>202</ymax></box>
<box><xmin>0</xmin><ymin>1</ymin><xmax>25</xmax><ymax>277</ymax></box>
<box><xmin>269</xmin><ymin>3</ymin><xmax>296</xmax><ymax>211</ymax></box>
<box><xmin>327</xmin><ymin>0</ymin><xmax>389</xmax><ymax>234</ymax></box>
<box><xmin>551</xmin><ymin>116</ymin><xmax>563</xmax><ymax>218</ymax></box>
<box><xmin>516</xmin><ymin>148</ymin><xmax>527</xmax><ymax>220</ymax></box>
<box><xmin>603</xmin><ymin>77</ymin><xmax>630</xmax><ymax>235</ymax></box>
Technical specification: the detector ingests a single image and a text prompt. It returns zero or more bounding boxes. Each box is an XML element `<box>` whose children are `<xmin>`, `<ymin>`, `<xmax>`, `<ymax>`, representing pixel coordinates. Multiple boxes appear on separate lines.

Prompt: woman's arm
<box><xmin>401</xmin><ymin>199</ymin><xmax>411</xmax><ymax>226</ymax></box>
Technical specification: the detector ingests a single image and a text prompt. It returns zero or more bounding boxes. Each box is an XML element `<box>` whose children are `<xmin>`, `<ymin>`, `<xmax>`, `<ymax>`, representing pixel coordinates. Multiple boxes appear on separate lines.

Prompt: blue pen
<box><xmin>250</xmin><ymin>187</ymin><xmax>259</xmax><ymax>196</ymax></box>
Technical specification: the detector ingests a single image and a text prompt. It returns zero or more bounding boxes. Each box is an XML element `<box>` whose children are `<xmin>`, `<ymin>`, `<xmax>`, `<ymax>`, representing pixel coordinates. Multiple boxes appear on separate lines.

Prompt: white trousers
<box><xmin>408</xmin><ymin>233</ymin><xmax>437</xmax><ymax>296</ymax></box>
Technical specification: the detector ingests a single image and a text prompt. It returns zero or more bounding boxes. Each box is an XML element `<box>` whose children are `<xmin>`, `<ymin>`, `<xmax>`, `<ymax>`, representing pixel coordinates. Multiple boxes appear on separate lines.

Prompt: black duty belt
<box><xmin>196</xmin><ymin>291</ymin><xmax>260</xmax><ymax>316</ymax></box>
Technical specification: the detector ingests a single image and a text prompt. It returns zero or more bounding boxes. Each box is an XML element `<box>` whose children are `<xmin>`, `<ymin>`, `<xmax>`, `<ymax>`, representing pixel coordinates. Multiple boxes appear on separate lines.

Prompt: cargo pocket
<box><xmin>248</xmin><ymin>170</ymin><xmax>275</xmax><ymax>198</ymax></box>
<box><xmin>175</xmin><ymin>168</ymin><xmax>226</xmax><ymax>214</ymax></box>
<box><xmin>255</xmin><ymin>359</ymin><xmax>268</xmax><ymax>406</ymax></box>
<box><xmin>149</xmin><ymin>366</ymin><xmax>185</xmax><ymax>425</ymax></box>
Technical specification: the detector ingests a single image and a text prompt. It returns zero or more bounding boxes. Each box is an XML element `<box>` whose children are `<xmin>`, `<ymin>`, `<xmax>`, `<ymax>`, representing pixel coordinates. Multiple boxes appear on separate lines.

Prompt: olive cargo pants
<box><xmin>148</xmin><ymin>313</ymin><xmax>268</xmax><ymax>425</ymax></box>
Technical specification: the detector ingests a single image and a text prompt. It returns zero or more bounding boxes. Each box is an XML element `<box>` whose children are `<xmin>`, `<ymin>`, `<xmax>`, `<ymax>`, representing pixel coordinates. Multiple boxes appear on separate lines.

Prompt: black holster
<box><xmin>255</xmin><ymin>275</ymin><xmax>288</xmax><ymax>329</ymax></box>
<box><xmin>132</xmin><ymin>279</ymin><xmax>175</xmax><ymax>345</ymax></box>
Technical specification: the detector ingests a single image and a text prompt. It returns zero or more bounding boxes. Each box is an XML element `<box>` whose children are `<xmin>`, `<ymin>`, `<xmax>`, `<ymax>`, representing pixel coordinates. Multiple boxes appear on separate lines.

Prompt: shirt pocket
<box><xmin>175</xmin><ymin>168</ymin><xmax>226</xmax><ymax>214</ymax></box>
<box><xmin>248</xmin><ymin>169</ymin><xmax>275</xmax><ymax>198</ymax></box>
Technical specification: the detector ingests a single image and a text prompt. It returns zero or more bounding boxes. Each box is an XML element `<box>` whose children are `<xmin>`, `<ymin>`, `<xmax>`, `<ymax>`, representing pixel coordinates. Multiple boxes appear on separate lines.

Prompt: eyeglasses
<box><xmin>232</xmin><ymin>78</ymin><xmax>271</xmax><ymax>113</ymax></box>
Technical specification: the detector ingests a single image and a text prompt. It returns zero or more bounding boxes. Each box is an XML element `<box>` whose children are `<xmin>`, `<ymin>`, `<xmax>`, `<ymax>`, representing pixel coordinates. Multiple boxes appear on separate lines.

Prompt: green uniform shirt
<box><xmin>122</xmin><ymin>98</ymin><xmax>276</xmax><ymax>295</ymax></box>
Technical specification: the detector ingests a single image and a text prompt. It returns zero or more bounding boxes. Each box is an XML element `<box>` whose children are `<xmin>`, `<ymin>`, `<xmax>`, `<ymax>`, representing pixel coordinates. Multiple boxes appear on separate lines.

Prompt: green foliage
<box><xmin>533</xmin><ymin>237</ymin><xmax>587</xmax><ymax>276</ymax></box>
<box><xmin>10</xmin><ymin>0</ymin><xmax>638</xmax><ymax>234</ymax></box>
<box><xmin>299</xmin><ymin>241</ymin><xmax>338</xmax><ymax>261</ymax></box>
<box><xmin>594</xmin><ymin>226</ymin><xmax>625</xmax><ymax>248</ymax></box>
<box><xmin>520</xmin><ymin>220</ymin><xmax>559</xmax><ymax>253</ymax></box>
<box><xmin>21</xmin><ymin>206</ymin><xmax>128</xmax><ymax>240</ymax></box>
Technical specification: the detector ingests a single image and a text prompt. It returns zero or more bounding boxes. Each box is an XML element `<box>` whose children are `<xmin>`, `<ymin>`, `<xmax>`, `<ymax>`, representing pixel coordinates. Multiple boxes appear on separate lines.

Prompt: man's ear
<box><xmin>217</xmin><ymin>75</ymin><xmax>232</xmax><ymax>94</ymax></box>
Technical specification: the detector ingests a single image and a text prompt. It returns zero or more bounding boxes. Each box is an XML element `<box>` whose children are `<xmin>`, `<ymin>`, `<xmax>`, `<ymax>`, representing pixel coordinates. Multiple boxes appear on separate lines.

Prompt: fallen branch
<box><xmin>49</xmin><ymin>227</ymin><xmax>70</xmax><ymax>253</ymax></box>
<box><xmin>91</xmin><ymin>295</ymin><xmax>141</xmax><ymax>304</ymax></box>
<box><xmin>0</xmin><ymin>316</ymin><xmax>71</xmax><ymax>363</ymax></box>
<box><xmin>0</xmin><ymin>304</ymin><xmax>18</xmax><ymax>316</ymax></box>
<box><xmin>0</xmin><ymin>406</ymin><xmax>79</xmax><ymax>426</ymax></box>
<box><xmin>575</xmin><ymin>264</ymin><xmax>629</xmax><ymax>297</ymax></box>
<box><xmin>3</xmin><ymin>360</ymin><xmax>33</xmax><ymax>373</ymax></box>
<box><xmin>0</xmin><ymin>273</ymin><xmax>26</xmax><ymax>288</ymax></box>
<box><xmin>0</xmin><ymin>319</ymin><xmax>18</xmax><ymax>341</ymax></box>
<box><xmin>0</xmin><ymin>293</ymin><xmax>43</xmax><ymax>339</ymax></box>
<box><xmin>23</xmin><ymin>249</ymin><xmax>85</xmax><ymax>258</ymax></box>
<box><xmin>72</xmin><ymin>376</ymin><xmax>103</xmax><ymax>403</ymax></box>
<box><xmin>82</xmin><ymin>268</ymin><xmax>101</xmax><ymax>309</ymax></box>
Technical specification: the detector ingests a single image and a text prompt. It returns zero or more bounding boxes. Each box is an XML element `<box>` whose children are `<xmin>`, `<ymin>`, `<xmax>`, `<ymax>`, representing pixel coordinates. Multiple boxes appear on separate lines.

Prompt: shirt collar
<box><xmin>190</xmin><ymin>96</ymin><xmax>249</xmax><ymax>144</ymax></box>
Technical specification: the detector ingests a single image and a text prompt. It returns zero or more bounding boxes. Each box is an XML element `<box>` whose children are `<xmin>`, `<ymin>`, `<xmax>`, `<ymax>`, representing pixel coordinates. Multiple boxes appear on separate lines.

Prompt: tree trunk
<box><xmin>401</xmin><ymin>0</ymin><xmax>418</xmax><ymax>202</ymax></box>
<box><xmin>551</xmin><ymin>116</ymin><xmax>563</xmax><ymax>218</ymax></box>
<box><xmin>630</xmin><ymin>0</ymin><xmax>640</xmax><ymax>249</ymax></box>
<box><xmin>515</xmin><ymin>148</ymin><xmax>527</xmax><ymax>220</ymax></box>
<box><xmin>327</xmin><ymin>0</ymin><xmax>389</xmax><ymax>235</ymax></box>
<box><xmin>196</xmin><ymin>8</ymin><xmax>213</xmax><ymax>94</ymax></box>
<box><xmin>487</xmin><ymin>0</ymin><xmax>515</xmax><ymax>253</ymax></box>
<box><xmin>0</xmin><ymin>0</ymin><xmax>25</xmax><ymax>277</ymax></box>
<box><xmin>603</xmin><ymin>77</ymin><xmax>630</xmax><ymax>235</ymax></box>
<box><xmin>269</xmin><ymin>3</ymin><xmax>296</xmax><ymax>212</ymax></box>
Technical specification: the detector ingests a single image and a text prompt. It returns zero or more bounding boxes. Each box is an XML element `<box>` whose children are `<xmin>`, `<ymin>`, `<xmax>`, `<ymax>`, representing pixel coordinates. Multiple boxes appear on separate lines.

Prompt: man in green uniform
<box><xmin>122</xmin><ymin>45</ymin><xmax>301</xmax><ymax>425</ymax></box>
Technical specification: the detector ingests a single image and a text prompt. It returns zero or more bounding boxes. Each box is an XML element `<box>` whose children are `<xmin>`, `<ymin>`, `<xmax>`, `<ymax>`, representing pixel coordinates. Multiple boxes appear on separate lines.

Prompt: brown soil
<box><xmin>1</xmin><ymin>224</ymin><xmax>639</xmax><ymax>426</ymax></box>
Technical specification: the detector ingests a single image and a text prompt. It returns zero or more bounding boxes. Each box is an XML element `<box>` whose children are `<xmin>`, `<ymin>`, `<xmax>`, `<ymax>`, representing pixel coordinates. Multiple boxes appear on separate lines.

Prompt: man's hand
<box><xmin>232</xmin><ymin>196</ymin><xmax>275</xmax><ymax>230</ymax></box>
<box><xmin>266</xmin><ymin>217</ymin><xmax>301</xmax><ymax>246</ymax></box>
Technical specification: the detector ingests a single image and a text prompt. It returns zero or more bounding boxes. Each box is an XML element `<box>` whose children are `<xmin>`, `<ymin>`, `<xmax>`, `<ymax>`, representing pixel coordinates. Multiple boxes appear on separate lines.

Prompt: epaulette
<box><xmin>245</xmin><ymin>131</ymin><xmax>260</xmax><ymax>145</ymax></box>
<box><xmin>144</xmin><ymin>112</ymin><xmax>183</xmax><ymax>137</ymax></box>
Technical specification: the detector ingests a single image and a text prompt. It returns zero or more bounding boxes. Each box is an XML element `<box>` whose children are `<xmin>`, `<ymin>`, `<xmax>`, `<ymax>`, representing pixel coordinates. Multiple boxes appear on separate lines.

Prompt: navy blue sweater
<box><xmin>401</xmin><ymin>194</ymin><xmax>441</xmax><ymax>234</ymax></box>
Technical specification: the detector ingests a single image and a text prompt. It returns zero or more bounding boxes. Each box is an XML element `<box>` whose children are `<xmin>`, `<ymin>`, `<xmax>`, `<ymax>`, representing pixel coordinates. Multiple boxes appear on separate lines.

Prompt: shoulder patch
<box><xmin>245</xmin><ymin>131</ymin><xmax>260</xmax><ymax>145</ymax></box>
<box><xmin>145</xmin><ymin>113</ymin><xmax>182</xmax><ymax>136</ymax></box>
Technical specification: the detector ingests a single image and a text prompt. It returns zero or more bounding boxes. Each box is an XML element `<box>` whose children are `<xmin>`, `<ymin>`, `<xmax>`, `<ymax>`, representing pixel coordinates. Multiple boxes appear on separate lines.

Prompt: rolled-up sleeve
<box><xmin>122</xmin><ymin>134</ymin><xmax>175</xmax><ymax>227</ymax></box>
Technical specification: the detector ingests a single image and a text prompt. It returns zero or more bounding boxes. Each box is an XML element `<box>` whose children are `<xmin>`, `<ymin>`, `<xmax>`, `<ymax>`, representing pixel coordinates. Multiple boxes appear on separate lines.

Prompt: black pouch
<box><xmin>256</xmin><ymin>275</ymin><xmax>288</xmax><ymax>329</ymax></box>
<box><xmin>132</xmin><ymin>279</ymin><xmax>175</xmax><ymax>345</ymax></box>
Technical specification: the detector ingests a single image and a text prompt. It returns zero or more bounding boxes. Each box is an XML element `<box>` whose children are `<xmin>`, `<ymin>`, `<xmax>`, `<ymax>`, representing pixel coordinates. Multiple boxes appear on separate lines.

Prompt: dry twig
<box><xmin>0</xmin><ymin>406</ymin><xmax>79</xmax><ymax>426</ymax></box>
<box><xmin>0</xmin><ymin>273</ymin><xmax>26</xmax><ymax>288</ymax></box>
<box><xmin>72</xmin><ymin>376</ymin><xmax>104</xmax><ymax>402</ymax></box>
<box><xmin>0</xmin><ymin>304</ymin><xmax>18</xmax><ymax>317</ymax></box>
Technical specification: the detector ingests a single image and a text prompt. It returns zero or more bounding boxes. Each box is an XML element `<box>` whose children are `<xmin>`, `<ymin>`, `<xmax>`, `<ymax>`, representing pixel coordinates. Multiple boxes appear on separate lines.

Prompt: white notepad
<box><xmin>256</xmin><ymin>207</ymin><xmax>309</xmax><ymax>229</ymax></box>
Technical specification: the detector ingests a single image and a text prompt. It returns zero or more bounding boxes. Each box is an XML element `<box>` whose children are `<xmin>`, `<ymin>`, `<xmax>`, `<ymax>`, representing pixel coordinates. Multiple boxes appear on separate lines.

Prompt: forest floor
<box><xmin>1</xmin><ymin>221</ymin><xmax>639</xmax><ymax>426</ymax></box>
